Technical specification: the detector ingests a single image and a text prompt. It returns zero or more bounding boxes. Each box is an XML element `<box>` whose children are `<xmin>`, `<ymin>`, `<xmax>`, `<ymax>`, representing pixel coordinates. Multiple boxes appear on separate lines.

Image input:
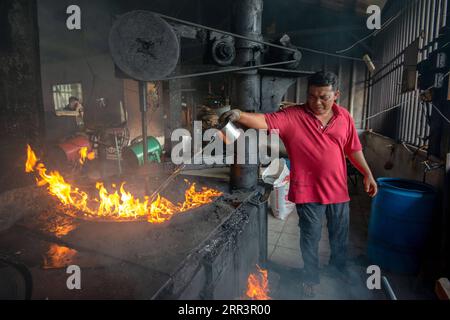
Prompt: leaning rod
<box><xmin>139</xmin><ymin>81</ymin><xmax>148</xmax><ymax>165</ymax></box>
<box><xmin>381</xmin><ymin>276</ymin><xmax>398</xmax><ymax>300</ymax></box>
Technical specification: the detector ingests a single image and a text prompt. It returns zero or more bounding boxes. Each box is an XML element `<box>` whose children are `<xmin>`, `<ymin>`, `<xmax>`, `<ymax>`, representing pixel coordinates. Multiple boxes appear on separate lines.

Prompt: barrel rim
<box><xmin>376</xmin><ymin>177</ymin><xmax>436</xmax><ymax>194</ymax></box>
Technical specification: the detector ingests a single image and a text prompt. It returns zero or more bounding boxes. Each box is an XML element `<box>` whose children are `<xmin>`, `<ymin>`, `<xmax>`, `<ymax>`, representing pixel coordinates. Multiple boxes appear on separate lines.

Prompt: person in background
<box><xmin>65</xmin><ymin>96</ymin><xmax>84</xmax><ymax>128</ymax></box>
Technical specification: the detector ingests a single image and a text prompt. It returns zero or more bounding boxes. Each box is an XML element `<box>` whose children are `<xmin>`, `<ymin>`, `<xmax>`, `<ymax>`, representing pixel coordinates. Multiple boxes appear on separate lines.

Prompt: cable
<box><xmin>355</xmin><ymin>99</ymin><xmax>410</xmax><ymax>125</ymax></box>
<box><xmin>162</xmin><ymin>60</ymin><xmax>297</xmax><ymax>80</ymax></box>
<box><xmin>431</xmin><ymin>103</ymin><xmax>450</xmax><ymax>125</ymax></box>
<box><xmin>156</xmin><ymin>8</ymin><xmax>396</xmax><ymax>64</ymax></box>
<box><xmin>293</xmin><ymin>45</ymin><xmax>365</xmax><ymax>62</ymax></box>
<box><xmin>361</xmin><ymin>64</ymin><xmax>450</xmax><ymax>126</ymax></box>
<box><xmin>425</xmin><ymin>70</ymin><xmax>450</xmax><ymax>91</ymax></box>
<box><xmin>336</xmin><ymin>11</ymin><xmax>398</xmax><ymax>54</ymax></box>
<box><xmin>336</xmin><ymin>0</ymin><xmax>421</xmax><ymax>54</ymax></box>
<box><xmin>357</xmin><ymin>94</ymin><xmax>450</xmax><ymax>126</ymax></box>
<box><xmin>154</xmin><ymin>11</ymin><xmax>298</xmax><ymax>54</ymax></box>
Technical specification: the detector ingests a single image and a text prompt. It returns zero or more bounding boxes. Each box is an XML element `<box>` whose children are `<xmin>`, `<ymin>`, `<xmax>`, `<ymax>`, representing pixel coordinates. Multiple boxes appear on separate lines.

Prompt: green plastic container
<box><xmin>123</xmin><ymin>136</ymin><xmax>162</xmax><ymax>167</ymax></box>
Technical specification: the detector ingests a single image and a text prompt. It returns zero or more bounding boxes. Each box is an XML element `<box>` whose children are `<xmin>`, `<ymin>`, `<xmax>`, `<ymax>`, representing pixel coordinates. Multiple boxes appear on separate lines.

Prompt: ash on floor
<box><xmin>265</xmin><ymin>180</ymin><xmax>436</xmax><ymax>300</ymax></box>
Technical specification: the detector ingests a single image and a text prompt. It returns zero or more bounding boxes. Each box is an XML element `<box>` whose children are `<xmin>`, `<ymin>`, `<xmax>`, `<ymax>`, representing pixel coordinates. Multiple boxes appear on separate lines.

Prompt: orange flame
<box><xmin>179</xmin><ymin>180</ymin><xmax>223</xmax><ymax>212</ymax></box>
<box><xmin>246</xmin><ymin>265</ymin><xmax>271</xmax><ymax>300</ymax></box>
<box><xmin>43</xmin><ymin>244</ymin><xmax>77</xmax><ymax>269</ymax></box>
<box><xmin>25</xmin><ymin>145</ymin><xmax>222</xmax><ymax>223</ymax></box>
<box><xmin>79</xmin><ymin>147</ymin><xmax>95</xmax><ymax>165</ymax></box>
<box><xmin>26</xmin><ymin>144</ymin><xmax>38</xmax><ymax>173</ymax></box>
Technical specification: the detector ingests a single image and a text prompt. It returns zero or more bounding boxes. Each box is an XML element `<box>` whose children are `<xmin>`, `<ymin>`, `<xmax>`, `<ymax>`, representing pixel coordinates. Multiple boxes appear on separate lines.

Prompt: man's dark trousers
<box><xmin>296</xmin><ymin>202</ymin><xmax>350</xmax><ymax>284</ymax></box>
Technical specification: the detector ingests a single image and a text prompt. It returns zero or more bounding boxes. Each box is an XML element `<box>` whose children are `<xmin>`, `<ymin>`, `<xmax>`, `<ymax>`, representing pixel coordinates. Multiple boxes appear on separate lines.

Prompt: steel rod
<box><xmin>382</xmin><ymin>276</ymin><xmax>398</xmax><ymax>300</ymax></box>
<box><xmin>161</xmin><ymin>60</ymin><xmax>298</xmax><ymax>81</ymax></box>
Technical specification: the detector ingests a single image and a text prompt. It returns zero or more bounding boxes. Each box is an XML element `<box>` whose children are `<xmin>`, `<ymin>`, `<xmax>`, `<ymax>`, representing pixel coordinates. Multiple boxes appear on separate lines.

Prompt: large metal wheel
<box><xmin>109</xmin><ymin>11</ymin><xmax>180</xmax><ymax>81</ymax></box>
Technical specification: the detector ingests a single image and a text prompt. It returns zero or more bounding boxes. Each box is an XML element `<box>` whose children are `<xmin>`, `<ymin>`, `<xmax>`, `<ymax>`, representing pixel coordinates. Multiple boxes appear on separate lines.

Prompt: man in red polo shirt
<box><xmin>220</xmin><ymin>71</ymin><xmax>377</xmax><ymax>298</ymax></box>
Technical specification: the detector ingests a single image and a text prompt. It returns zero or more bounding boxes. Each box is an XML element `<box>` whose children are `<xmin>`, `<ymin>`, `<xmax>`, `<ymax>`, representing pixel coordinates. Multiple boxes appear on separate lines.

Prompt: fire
<box><xmin>43</xmin><ymin>244</ymin><xmax>77</xmax><ymax>269</ymax></box>
<box><xmin>38</xmin><ymin>210</ymin><xmax>78</xmax><ymax>238</ymax></box>
<box><xmin>26</xmin><ymin>144</ymin><xmax>38</xmax><ymax>173</ymax></box>
<box><xmin>79</xmin><ymin>147</ymin><xmax>95</xmax><ymax>165</ymax></box>
<box><xmin>246</xmin><ymin>265</ymin><xmax>271</xmax><ymax>300</ymax></box>
<box><xmin>25</xmin><ymin>145</ymin><xmax>222</xmax><ymax>223</ymax></box>
<box><xmin>179</xmin><ymin>180</ymin><xmax>223</xmax><ymax>212</ymax></box>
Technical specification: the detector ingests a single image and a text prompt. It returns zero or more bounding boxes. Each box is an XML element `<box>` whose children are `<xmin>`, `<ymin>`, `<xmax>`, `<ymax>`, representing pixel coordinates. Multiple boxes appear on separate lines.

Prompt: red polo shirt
<box><xmin>264</xmin><ymin>103</ymin><xmax>362</xmax><ymax>205</ymax></box>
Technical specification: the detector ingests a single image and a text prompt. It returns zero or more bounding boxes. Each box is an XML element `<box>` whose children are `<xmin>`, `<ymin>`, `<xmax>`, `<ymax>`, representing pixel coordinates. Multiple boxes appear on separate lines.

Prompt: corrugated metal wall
<box><xmin>369</xmin><ymin>0</ymin><xmax>448</xmax><ymax>147</ymax></box>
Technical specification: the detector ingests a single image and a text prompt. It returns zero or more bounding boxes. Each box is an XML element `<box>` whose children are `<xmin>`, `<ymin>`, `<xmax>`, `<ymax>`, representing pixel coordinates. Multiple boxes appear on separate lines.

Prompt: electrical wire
<box><xmin>424</xmin><ymin>70</ymin><xmax>450</xmax><ymax>91</ymax></box>
<box><xmin>156</xmin><ymin>8</ymin><xmax>395</xmax><ymax>64</ymax></box>
<box><xmin>431</xmin><ymin>103</ymin><xmax>450</xmax><ymax>125</ymax></box>
<box><xmin>161</xmin><ymin>60</ymin><xmax>298</xmax><ymax>80</ymax></box>
<box><xmin>359</xmin><ymin>70</ymin><xmax>450</xmax><ymax>126</ymax></box>
<box><xmin>153</xmin><ymin>11</ymin><xmax>299</xmax><ymax>54</ymax></box>
<box><xmin>336</xmin><ymin>0</ymin><xmax>421</xmax><ymax>54</ymax></box>
<box><xmin>76</xmin><ymin>6</ymin><xmax>450</xmax><ymax>126</ymax></box>
<box><xmin>293</xmin><ymin>45</ymin><xmax>365</xmax><ymax>62</ymax></box>
<box><xmin>355</xmin><ymin>99</ymin><xmax>410</xmax><ymax>125</ymax></box>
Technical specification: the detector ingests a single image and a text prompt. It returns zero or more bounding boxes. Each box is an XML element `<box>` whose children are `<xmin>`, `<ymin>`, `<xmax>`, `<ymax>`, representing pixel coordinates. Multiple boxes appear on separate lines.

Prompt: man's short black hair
<box><xmin>308</xmin><ymin>71</ymin><xmax>338</xmax><ymax>91</ymax></box>
<box><xmin>68</xmin><ymin>96</ymin><xmax>79</xmax><ymax>103</ymax></box>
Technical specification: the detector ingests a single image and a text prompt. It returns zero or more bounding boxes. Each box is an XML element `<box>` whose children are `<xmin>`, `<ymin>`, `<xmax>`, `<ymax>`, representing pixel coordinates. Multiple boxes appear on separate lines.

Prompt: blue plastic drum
<box><xmin>367</xmin><ymin>178</ymin><xmax>437</xmax><ymax>274</ymax></box>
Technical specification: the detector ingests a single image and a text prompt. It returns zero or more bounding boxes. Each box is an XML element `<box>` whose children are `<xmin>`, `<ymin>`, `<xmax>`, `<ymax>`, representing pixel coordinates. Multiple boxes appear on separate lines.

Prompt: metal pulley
<box><xmin>109</xmin><ymin>10</ymin><xmax>301</xmax><ymax>81</ymax></box>
<box><xmin>266</xmin><ymin>34</ymin><xmax>302</xmax><ymax>70</ymax></box>
<box><xmin>109</xmin><ymin>11</ymin><xmax>180</xmax><ymax>81</ymax></box>
<box><xmin>211</xmin><ymin>38</ymin><xmax>236</xmax><ymax>66</ymax></box>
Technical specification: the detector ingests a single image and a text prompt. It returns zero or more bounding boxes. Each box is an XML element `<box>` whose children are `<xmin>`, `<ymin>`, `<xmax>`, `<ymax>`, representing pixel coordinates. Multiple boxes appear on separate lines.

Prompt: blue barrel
<box><xmin>367</xmin><ymin>178</ymin><xmax>437</xmax><ymax>274</ymax></box>
<box><xmin>285</xmin><ymin>158</ymin><xmax>291</xmax><ymax>170</ymax></box>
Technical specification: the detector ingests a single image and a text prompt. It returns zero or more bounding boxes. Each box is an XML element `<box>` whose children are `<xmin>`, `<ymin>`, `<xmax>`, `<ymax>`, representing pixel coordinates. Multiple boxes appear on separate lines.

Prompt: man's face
<box><xmin>307</xmin><ymin>85</ymin><xmax>340</xmax><ymax>116</ymax></box>
<box><xmin>69</xmin><ymin>100</ymin><xmax>78</xmax><ymax>110</ymax></box>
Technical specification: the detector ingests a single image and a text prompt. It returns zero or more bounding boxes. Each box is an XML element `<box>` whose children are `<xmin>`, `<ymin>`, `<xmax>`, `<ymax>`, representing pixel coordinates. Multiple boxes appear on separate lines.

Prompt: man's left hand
<box><xmin>364</xmin><ymin>175</ymin><xmax>378</xmax><ymax>198</ymax></box>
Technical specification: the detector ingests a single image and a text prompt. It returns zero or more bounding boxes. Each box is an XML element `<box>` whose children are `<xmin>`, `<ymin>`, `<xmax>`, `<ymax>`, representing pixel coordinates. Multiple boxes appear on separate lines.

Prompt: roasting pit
<box><xmin>0</xmin><ymin>172</ymin><xmax>267</xmax><ymax>299</ymax></box>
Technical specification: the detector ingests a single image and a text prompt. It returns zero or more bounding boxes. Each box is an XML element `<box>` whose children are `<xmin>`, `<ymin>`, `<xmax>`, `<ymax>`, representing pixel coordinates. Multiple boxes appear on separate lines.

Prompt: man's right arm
<box><xmin>220</xmin><ymin>109</ymin><xmax>268</xmax><ymax>130</ymax></box>
<box><xmin>238</xmin><ymin>111</ymin><xmax>268</xmax><ymax>129</ymax></box>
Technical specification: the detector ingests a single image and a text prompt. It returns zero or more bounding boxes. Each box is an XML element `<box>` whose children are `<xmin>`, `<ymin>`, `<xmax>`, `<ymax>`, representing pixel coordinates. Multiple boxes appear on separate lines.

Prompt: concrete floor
<box><xmin>267</xmin><ymin>181</ymin><xmax>370</xmax><ymax>274</ymax></box>
<box><xmin>266</xmin><ymin>180</ymin><xmax>436</xmax><ymax>300</ymax></box>
<box><xmin>182</xmin><ymin>167</ymin><xmax>437</xmax><ymax>300</ymax></box>
<box><xmin>266</xmin><ymin>180</ymin><xmax>381</xmax><ymax>300</ymax></box>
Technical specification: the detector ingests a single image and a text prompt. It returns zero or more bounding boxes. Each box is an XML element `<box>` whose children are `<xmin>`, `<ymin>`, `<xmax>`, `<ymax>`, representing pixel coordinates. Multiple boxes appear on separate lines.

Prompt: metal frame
<box><xmin>368</xmin><ymin>0</ymin><xmax>448</xmax><ymax>148</ymax></box>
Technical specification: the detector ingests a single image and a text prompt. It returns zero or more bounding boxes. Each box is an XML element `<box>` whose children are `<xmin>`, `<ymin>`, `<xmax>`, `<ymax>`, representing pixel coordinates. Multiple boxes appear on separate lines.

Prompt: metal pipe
<box><xmin>114</xmin><ymin>132</ymin><xmax>122</xmax><ymax>175</ymax></box>
<box><xmin>442</xmin><ymin>0</ymin><xmax>448</xmax><ymax>27</ymax></box>
<box><xmin>139</xmin><ymin>81</ymin><xmax>148</xmax><ymax>165</ymax></box>
<box><xmin>349</xmin><ymin>60</ymin><xmax>356</xmax><ymax>118</ymax></box>
<box><xmin>230</xmin><ymin>0</ymin><xmax>262</xmax><ymax>191</ymax></box>
<box><xmin>441</xmin><ymin>153</ymin><xmax>450</xmax><ymax>272</ymax></box>
<box><xmin>413</xmin><ymin>0</ymin><xmax>432</xmax><ymax>145</ymax></box>
<box><xmin>361</xmin><ymin>68</ymin><xmax>368</xmax><ymax>129</ymax></box>
<box><xmin>366</xmin><ymin>74</ymin><xmax>373</xmax><ymax>130</ymax></box>
<box><xmin>416</xmin><ymin>1</ymin><xmax>425</xmax><ymax>145</ymax></box>
<box><xmin>382</xmin><ymin>276</ymin><xmax>398</xmax><ymax>300</ymax></box>
<box><xmin>161</xmin><ymin>59</ymin><xmax>297</xmax><ymax>81</ymax></box>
